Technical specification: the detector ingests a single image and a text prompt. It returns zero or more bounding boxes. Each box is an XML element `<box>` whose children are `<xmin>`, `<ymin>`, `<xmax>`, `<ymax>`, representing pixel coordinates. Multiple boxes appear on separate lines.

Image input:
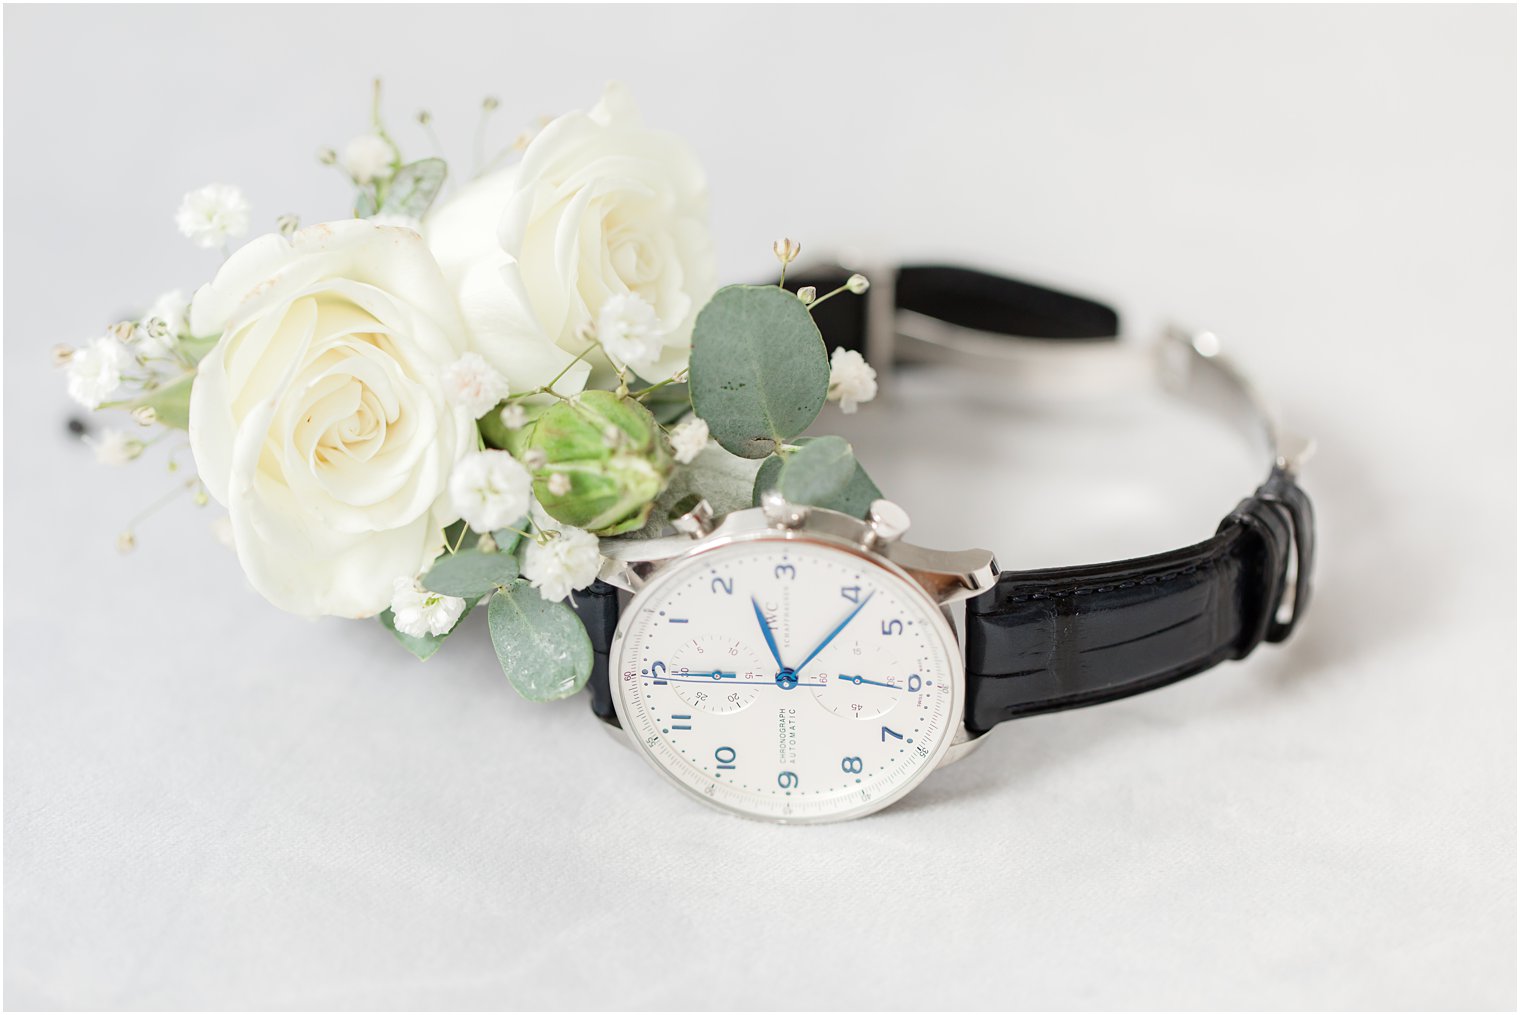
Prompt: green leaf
<box><xmin>775</xmin><ymin>435</ymin><xmax>855</xmax><ymax>505</ymax></box>
<box><xmin>421</xmin><ymin>548</ymin><xmax>519</xmax><ymax>598</ymax></box>
<box><xmin>753</xmin><ymin>436</ymin><xmax>883</xmax><ymax>519</ymax></box>
<box><xmin>178</xmin><ymin>335</ymin><xmax>219</xmax><ymax>365</ymax></box>
<box><xmin>378</xmin><ymin>597</ymin><xmax>479</xmax><ymax>661</ymax></box>
<box><xmin>642</xmin><ymin>383</ymin><xmax>693</xmax><ymax>425</ymax></box>
<box><xmin>354</xmin><ymin>189</ymin><xmax>378</xmax><ymax>219</ymax></box>
<box><xmin>492</xmin><ymin>519</ymin><xmax>527</xmax><ymax>555</ymax></box>
<box><xmin>380</xmin><ymin>158</ymin><xmax>448</xmax><ymax>219</ymax></box>
<box><xmin>125</xmin><ymin>373</ymin><xmax>194</xmax><ymax>430</ymax></box>
<box><xmin>488</xmin><ymin>582</ymin><xmax>594</xmax><ymax>702</ymax></box>
<box><xmin>688</xmin><ymin>285</ymin><xmax>830</xmax><ymax>458</ymax></box>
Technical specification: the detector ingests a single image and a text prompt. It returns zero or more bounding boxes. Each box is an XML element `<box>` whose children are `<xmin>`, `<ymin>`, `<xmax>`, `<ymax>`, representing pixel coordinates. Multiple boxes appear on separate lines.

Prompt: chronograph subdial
<box><xmin>808</xmin><ymin>645</ymin><xmax>910</xmax><ymax>720</ymax></box>
<box><xmin>665</xmin><ymin>636</ymin><xmax>768</xmax><ymax>715</ymax></box>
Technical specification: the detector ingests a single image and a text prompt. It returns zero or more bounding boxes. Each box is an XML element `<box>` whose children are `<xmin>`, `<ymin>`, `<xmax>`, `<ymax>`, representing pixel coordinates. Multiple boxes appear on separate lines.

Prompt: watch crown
<box><xmin>670</xmin><ymin>495</ymin><xmax>715</xmax><ymax>538</ymax></box>
<box><xmin>866</xmin><ymin>499</ymin><xmax>911</xmax><ymax>546</ymax></box>
<box><xmin>759</xmin><ymin>488</ymin><xmax>809</xmax><ymax>529</ymax></box>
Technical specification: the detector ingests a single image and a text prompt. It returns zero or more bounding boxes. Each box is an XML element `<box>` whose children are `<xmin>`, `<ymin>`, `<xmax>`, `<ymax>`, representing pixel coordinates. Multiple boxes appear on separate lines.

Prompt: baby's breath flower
<box><xmin>846</xmin><ymin>273</ymin><xmax>870</xmax><ymax>294</ymax></box>
<box><xmin>316</xmin><ymin>147</ymin><xmax>338</xmax><ymax>165</ymax></box>
<box><xmin>66</xmin><ymin>335</ymin><xmax>132</xmax><ymax>409</ymax></box>
<box><xmin>51</xmin><ymin>343</ymin><xmax>76</xmax><ymax>368</ymax></box>
<box><xmin>827</xmin><ymin>348</ymin><xmax>878</xmax><ymax>414</ymax></box>
<box><xmin>132</xmin><ymin>406</ymin><xmax>158</xmax><ymax>427</ymax></box>
<box><xmin>275</xmin><ymin>214</ymin><xmax>300</xmax><ymax>238</ymax></box>
<box><xmin>108</xmin><ymin>321</ymin><xmax>135</xmax><ymax>342</ymax></box>
<box><xmin>797</xmin><ymin>286</ymin><xmax>817</xmax><ymax>305</ymax></box>
<box><xmin>175</xmin><ymin>183</ymin><xmax>251</xmax><ymax>249</ymax></box>
<box><xmin>85</xmin><ymin>428</ymin><xmax>144</xmax><ymax>466</ymax></box>
<box><xmin>475</xmin><ymin>533</ymin><xmax>498</xmax><ymax>553</ymax></box>
<box><xmin>116</xmin><ymin>531</ymin><xmax>136</xmax><ymax>554</ymax></box>
<box><xmin>546</xmin><ymin>472</ymin><xmax>572</xmax><ymax>496</ymax></box>
<box><xmin>137</xmin><ymin>289</ymin><xmax>188</xmax><ymax>358</ymax></box>
<box><xmin>448</xmin><ymin>450</ymin><xmax>532</xmax><ymax>532</ymax></box>
<box><xmin>341</xmin><ymin>134</ymin><xmax>397</xmax><ymax>184</ymax></box>
<box><xmin>442</xmin><ymin>352</ymin><xmax>511</xmax><ymax>418</ymax></box>
<box><xmin>499</xmin><ymin>403</ymin><xmax>528</xmax><ymax>430</ymax></box>
<box><xmin>595</xmin><ymin>292</ymin><xmax>669</xmax><ymax>376</ymax></box>
<box><xmin>522</xmin><ymin>522</ymin><xmax>602</xmax><ymax>602</ymax></box>
<box><xmin>522</xmin><ymin>448</ymin><xmax>548</xmax><ymax>470</ymax></box>
<box><xmin>772</xmin><ymin>237</ymin><xmax>801</xmax><ymax>265</ymax></box>
<box><xmin>389</xmin><ymin>577</ymin><xmax>466</xmax><ymax>638</ymax></box>
<box><xmin>668</xmin><ymin>417</ymin><xmax>709</xmax><ymax>464</ymax></box>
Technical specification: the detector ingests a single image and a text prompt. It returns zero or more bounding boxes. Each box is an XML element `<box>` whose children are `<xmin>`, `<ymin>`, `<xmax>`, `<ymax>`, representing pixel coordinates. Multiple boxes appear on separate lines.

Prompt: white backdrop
<box><xmin>4</xmin><ymin>5</ymin><xmax>1515</xmax><ymax>1010</ymax></box>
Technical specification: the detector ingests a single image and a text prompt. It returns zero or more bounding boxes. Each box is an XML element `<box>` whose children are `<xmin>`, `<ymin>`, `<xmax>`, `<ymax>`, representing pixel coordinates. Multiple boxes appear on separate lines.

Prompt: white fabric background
<box><xmin>4</xmin><ymin>5</ymin><xmax>1515</xmax><ymax>1010</ymax></box>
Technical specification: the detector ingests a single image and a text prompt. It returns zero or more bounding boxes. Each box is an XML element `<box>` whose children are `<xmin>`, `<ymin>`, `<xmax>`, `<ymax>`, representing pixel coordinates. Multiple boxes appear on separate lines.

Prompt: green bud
<box><xmin>521</xmin><ymin>390</ymin><xmax>672</xmax><ymax>536</ymax></box>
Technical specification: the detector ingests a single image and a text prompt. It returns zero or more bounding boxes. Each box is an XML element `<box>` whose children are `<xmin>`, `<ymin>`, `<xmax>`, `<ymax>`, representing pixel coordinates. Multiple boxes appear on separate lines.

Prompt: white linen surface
<box><xmin>4</xmin><ymin>5</ymin><xmax>1514</xmax><ymax>1010</ymax></box>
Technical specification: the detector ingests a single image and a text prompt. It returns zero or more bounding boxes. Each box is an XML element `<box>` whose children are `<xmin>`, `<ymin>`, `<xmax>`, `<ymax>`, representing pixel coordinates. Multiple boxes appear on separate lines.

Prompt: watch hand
<box><xmin>793</xmin><ymin>592</ymin><xmax>876</xmax><ymax>673</ymax></box>
<box><xmin>650</xmin><ymin>671</ymin><xmax>825</xmax><ymax>688</ymax></box>
<box><xmin>838</xmin><ymin>674</ymin><xmax>897</xmax><ymax>689</ymax></box>
<box><xmin>750</xmin><ymin>596</ymin><xmax>786</xmax><ymax>670</ymax></box>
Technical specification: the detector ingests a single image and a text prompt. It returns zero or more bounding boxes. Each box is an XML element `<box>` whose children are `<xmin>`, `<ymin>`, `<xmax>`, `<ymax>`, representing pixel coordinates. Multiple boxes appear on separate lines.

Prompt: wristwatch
<box><xmin>573</xmin><ymin>264</ymin><xmax>1316</xmax><ymax>823</ymax></box>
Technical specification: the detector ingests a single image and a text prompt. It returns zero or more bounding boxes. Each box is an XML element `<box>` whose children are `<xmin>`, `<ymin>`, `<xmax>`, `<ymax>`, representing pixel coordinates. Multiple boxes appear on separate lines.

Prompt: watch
<box><xmin>573</xmin><ymin>264</ymin><xmax>1316</xmax><ymax>823</ymax></box>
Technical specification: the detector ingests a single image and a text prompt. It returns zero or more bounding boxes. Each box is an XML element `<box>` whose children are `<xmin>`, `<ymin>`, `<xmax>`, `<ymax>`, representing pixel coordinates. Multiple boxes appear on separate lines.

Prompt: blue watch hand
<box><xmin>794</xmin><ymin>592</ymin><xmax>876</xmax><ymax>673</ymax></box>
<box><xmin>651</xmin><ymin>670</ymin><xmax>737</xmax><ymax>684</ymax></box>
<box><xmin>838</xmin><ymin>674</ymin><xmax>897</xmax><ymax>689</ymax></box>
<box><xmin>750</xmin><ymin>596</ymin><xmax>785</xmax><ymax>669</ymax></box>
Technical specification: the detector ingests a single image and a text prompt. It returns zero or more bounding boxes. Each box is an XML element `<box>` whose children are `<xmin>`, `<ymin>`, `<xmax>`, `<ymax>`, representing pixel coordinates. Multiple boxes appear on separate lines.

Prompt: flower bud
<box><xmin>797</xmin><ymin>286</ymin><xmax>817</xmax><ymax>305</ymax></box>
<box><xmin>475</xmin><ymin>533</ymin><xmax>498</xmax><ymax>554</ymax></box>
<box><xmin>51</xmin><ymin>343</ymin><xmax>76</xmax><ymax>368</ymax></box>
<box><xmin>499</xmin><ymin>404</ymin><xmax>528</xmax><ymax>430</ymax></box>
<box><xmin>482</xmin><ymin>96</ymin><xmax>500</xmax><ymax>112</ymax></box>
<box><xmin>275</xmin><ymin>213</ymin><xmax>300</xmax><ymax>238</ymax></box>
<box><xmin>846</xmin><ymin>273</ymin><xmax>870</xmax><ymax>294</ymax></box>
<box><xmin>116</xmin><ymin>531</ymin><xmax>136</xmax><ymax>554</ymax></box>
<box><xmin>132</xmin><ymin>406</ymin><xmax>158</xmax><ymax>427</ymax></box>
<box><xmin>417</xmin><ymin>110</ymin><xmax>433</xmax><ymax>126</ymax></box>
<box><xmin>316</xmin><ymin>147</ymin><xmax>337</xmax><ymax>165</ymax></box>
<box><xmin>520</xmin><ymin>390</ymin><xmax>672</xmax><ymax>535</ymax></box>
<box><xmin>772</xmin><ymin>237</ymin><xmax>802</xmax><ymax>265</ymax></box>
<box><xmin>108</xmin><ymin>321</ymin><xmax>135</xmax><ymax>342</ymax></box>
<box><xmin>522</xmin><ymin>448</ymin><xmax>548</xmax><ymax>470</ymax></box>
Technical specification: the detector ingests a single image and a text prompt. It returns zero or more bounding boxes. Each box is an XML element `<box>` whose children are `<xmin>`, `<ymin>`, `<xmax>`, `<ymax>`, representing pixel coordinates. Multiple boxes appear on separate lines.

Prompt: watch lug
<box><xmin>938</xmin><ymin>723</ymin><xmax>992</xmax><ymax>768</ymax></box>
<box><xmin>884</xmin><ymin>541</ymin><xmax>998</xmax><ymax>605</ymax></box>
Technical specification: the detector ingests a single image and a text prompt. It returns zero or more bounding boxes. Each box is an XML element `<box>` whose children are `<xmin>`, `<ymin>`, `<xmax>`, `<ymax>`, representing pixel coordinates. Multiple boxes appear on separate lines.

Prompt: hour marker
<box><xmin>668</xmin><ymin>617</ymin><xmax>689</xmax><ymax>624</ymax></box>
<box><xmin>672</xmin><ymin>724</ymin><xmax>692</xmax><ymax>731</ymax></box>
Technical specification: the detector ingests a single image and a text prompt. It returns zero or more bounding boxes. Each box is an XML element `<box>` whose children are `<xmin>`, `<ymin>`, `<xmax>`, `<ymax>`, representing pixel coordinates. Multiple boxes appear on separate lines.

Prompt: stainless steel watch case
<box><xmin>597</xmin><ymin>496</ymin><xmax>1001</xmax><ymax>772</ymax></box>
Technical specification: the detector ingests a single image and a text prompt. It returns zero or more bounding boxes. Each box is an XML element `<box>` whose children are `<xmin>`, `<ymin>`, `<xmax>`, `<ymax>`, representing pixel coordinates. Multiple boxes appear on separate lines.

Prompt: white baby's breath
<box><xmin>499</xmin><ymin>403</ymin><xmax>528</xmax><ymax>430</ymax></box>
<box><xmin>388</xmin><ymin>577</ymin><xmax>466</xmax><ymax>638</ymax></box>
<box><xmin>827</xmin><ymin>348</ymin><xmax>878</xmax><ymax>414</ymax></box>
<box><xmin>442</xmin><ymin>352</ymin><xmax>511</xmax><ymax>418</ymax></box>
<box><xmin>668</xmin><ymin>417</ymin><xmax>709</xmax><ymax>464</ymax></box>
<box><xmin>84</xmin><ymin>428</ymin><xmax>144</xmax><ymax>466</ymax></box>
<box><xmin>341</xmin><ymin>134</ymin><xmax>397</xmax><ymax>184</ymax></box>
<box><xmin>522</xmin><ymin>522</ymin><xmax>602</xmax><ymax>602</ymax></box>
<box><xmin>137</xmin><ymin>289</ymin><xmax>188</xmax><ymax>358</ymax></box>
<box><xmin>596</xmin><ymin>292</ymin><xmax>668</xmax><ymax>377</ymax></box>
<box><xmin>449</xmin><ymin>450</ymin><xmax>532</xmax><ymax>532</ymax></box>
<box><xmin>174</xmin><ymin>183</ymin><xmax>251</xmax><ymax>249</ymax></box>
<box><xmin>66</xmin><ymin>335</ymin><xmax>132</xmax><ymax>409</ymax></box>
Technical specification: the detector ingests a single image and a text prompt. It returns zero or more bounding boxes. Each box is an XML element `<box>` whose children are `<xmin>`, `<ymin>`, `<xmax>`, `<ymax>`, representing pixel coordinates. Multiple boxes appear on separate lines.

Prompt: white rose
<box><xmin>188</xmin><ymin>220</ymin><xmax>476</xmax><ymax>618</ymax></box>
<box><xmin>425</xmin><ymin>82</ymin><xmax>715</xmax><ymax>393</ymax></box>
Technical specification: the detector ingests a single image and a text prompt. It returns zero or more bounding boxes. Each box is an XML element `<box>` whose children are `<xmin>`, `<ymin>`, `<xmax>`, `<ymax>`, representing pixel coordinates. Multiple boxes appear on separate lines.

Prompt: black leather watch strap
<box><xmin>962</xmin><ymin>466</ymin><xmax>1311</xmax><ymax>732</ymax></box>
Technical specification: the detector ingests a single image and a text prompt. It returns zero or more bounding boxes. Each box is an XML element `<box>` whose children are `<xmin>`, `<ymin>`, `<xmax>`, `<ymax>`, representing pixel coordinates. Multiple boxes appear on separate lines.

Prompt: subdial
<box><xmin>809</xmin><ymin>645</ymin><xmax>908</xmax><ymax>720</ymax></box>
<box><xmin>667</xmin><ymin>636</ymin><xmax>768</xmax><ymax>715</ymax></box>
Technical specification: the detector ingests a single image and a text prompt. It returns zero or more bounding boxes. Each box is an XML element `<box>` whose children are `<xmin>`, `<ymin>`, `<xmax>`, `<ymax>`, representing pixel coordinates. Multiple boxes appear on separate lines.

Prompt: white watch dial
<box><xmin>611</xmin><ymin>535</ymin><xmax>962</xmax><ymax>822</ymax></box>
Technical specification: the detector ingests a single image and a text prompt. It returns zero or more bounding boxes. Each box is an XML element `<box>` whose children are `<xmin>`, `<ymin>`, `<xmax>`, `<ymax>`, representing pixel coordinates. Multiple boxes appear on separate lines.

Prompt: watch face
<box><xmin>610</xmin><ymin>533</ymin><xmax>963</xmax><ymax>822</ymax></box>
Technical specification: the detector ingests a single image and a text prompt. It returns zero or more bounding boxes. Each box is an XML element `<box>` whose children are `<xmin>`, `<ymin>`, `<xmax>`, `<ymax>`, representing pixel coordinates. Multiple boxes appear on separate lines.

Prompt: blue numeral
<box><xmin>715</xmin><ymin>746</ymin><xmax>737</xmax><ymax>770</ymax></box>
<box><xmin>841</xmin><ymin>585</ymin><xmax>861</xmax><ymax>603</ymax></box>
<box><xmin>881</xmin><ymin>619</ymin><xmax>904</xmax><ymax>636</ymax></box>
<box><xmin>907</xmin><ymin>673</ymin><xmax>922</xmax><ymax>693</ymax></box>
<box><xmin>841</xmin><ymin>756</ymin><xmax>863</xmax><ymax>774</ymax></box>
<box><xmin>650</xmin><ymin>660</ymin><xmax>667</xmax><ymax>685</ymax></box>
<box><xmin>711</xmin><ymin>576</ymin><xmax>734</xmax><ymax>595</ymax></box>
<box><xmin>881</xmin><ymin>726</ymin><xmax>903</xmax><ymax>742</ymax></box>
<box><xmin>777</xmin><ymin>771</ymin><xmax>799</xmax><ymax>789</ymax></box>
<box><xmin>775</xmin><ymin>564</ymin><xmax>797</xmax><ymax>580</ymax></box>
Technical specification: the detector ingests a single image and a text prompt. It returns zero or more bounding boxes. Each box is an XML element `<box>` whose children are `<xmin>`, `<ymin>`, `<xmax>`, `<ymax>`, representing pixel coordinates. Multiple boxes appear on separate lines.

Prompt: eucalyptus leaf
<box><xmin>775</xmin><ymin>435</ymin><xmax>855</xmax><ymax>505</ymax></box>
<box><xmin>488</xmin><ymin>582</ymin><xmax>594</xmax><ymax>702</ymax></box>
<box><xmin>380</xmin><ymin>158</ymin><xmax>448</xmax><ymax>219</ymax></box>
<box><xmin>421</xmin><ymin>548</ymin><xmax>519</xmax><ymax>598</ymax></box>
<box><xmin>492</xmin><ymin>518</ymin><xmax>527</xmax><ymax>556</ymax></box>
<box><xmin>753</xmin><ymin>436</ymin><xmax>883</xmax><ymax>519</ymax></box>
<box><xmin>354</xmin><ymin>189</ymin><xmax>378</xmax><ymax>219</ymax></box>
<box><xmin>379</xmin><ymin>596</ymin><xmax>479</xmax><ymax>661</ymax></box>
<box><xmin>125</xmin><ymin>373</ymin><xmax>194</xmax><ymax>430</ymax></box>
<box><xmin>688</xmin><ymin>285</ymin><xmax>830</xmax><ymax>458</ymax></box>
<box><xmin>178</xmin><ymin>335</ymin><xmax>219</xmax><ymax>366</ymax></box>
